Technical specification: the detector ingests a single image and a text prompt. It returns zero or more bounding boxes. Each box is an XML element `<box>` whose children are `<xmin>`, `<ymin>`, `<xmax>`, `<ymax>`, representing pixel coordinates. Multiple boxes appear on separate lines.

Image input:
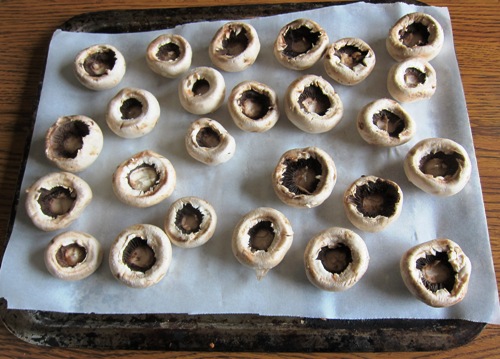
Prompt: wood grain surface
<box><xmin>0</xmin><ymin>0</ymin><xmax>499</xmax><ymax>357</ymax></box>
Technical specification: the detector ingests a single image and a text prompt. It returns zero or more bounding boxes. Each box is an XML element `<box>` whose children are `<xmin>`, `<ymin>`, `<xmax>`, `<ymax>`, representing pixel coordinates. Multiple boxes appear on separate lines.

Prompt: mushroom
<box><xmin>45</xmin><ymin>115</ymin><xmax>103</xmax><ymax>172</ymax></box>
<box><xmin>146</xmin><ymin>33</ymin><xmax>192</xmax><ymax>78</ymax></box>
<box><xmin>272</xmin><ymin>146</ymin><xmax>337</xmax><ymax>208</ymax></box>
<box><xmin>112</xmin><ymin>150</ymin><xmax>176</xmax><ymax>208</ymax></box>
<box><xmin>284</xmin><ymin>74</ymin><xmax>343</xmax><ymax>133</ymax></box>
<box><xmin>209</xmin><ymin>21</ymin><xmax>260</xmax><ymax>72</ymax></box>
<box><xmin>228</xmin><ymin>80</ymin><xmax>279</xmax><ymax>132</ymax></box>
<box><xmin>304</xmin><ymin>227</ymin><xmax>369</xmax><ymax>291</ymax></box>
<box><xmin>178</xmin><ymin>66</ymin><xmax>226</xmax><ymax>115</ymax></box>
<box><xmin>106</xmin><ymin>87</ymin><xmax>161</xmax><ymax>139</ymax></box>
<box><xmin>324</xmin><ymin>37</ymin><xmax>376</xmax><ymax>86</ymax></box>
<box><xmin>74</xmin><ymin>44</ymin><xmax>126</xmax><ymax>91</ymax></box>
<box><xmin>400</xmin><ymin>238</ymin><xmax>471</xmax><ymax>307</ymax></box>
<box><xmin>404</xmin><ymin>138</ymin><xmax>472</xmax><ymax>196</ymax></box>
<box><xmin>387</xmin><ymin>58</ymin><xmax>437</xmax><ymax>103</ymax></box>
<box><xmin>109</xmin><ymin>224</ymin><xmax>172</xmax><ymax>288</ymax></box>
<box><xmin>273</xmin><ymin>18</ymin><xmax>329</xmax><ymax>70</ymax></box>
<box><xmin>164</xmin><ymin>196</ymin><xmax>217</xmax><ymax>248</ymax></box>
<box><xmin>185</xmin><ymin>117</ymin><xmax>236</xmax><ymax>166</ymax></box>
<box><xmin>44</xmin><ymin>231</ymin><xmax>103</xmax><ymax>281</ymax></box>
<box><xmin>232</xmin><ymin>207</ymin><xmax>293</xmax><ymax>280</ymax></box>
<box><xmin>386</xmin><ymin>12</ymin><xmax>444</xmax><ymax>62</ymax></box>
<box><xmin>25</xmin><ymin>172</ymin><xmax>92</xmax><ymax>231</ymax></box>
<box><xmin>343</xmin><ymin>175</ymin><xmax>403</xmax><ymax>232</ymax></box>
<box><xmin>357</xmin><ymin>98</ymin><xmax>415</xmax><ymax>147</ymax></box>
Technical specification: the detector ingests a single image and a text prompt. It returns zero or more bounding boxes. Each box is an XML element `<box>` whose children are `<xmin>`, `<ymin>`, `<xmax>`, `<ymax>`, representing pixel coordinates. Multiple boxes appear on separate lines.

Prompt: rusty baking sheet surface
<box><xmin>0</xmin><ymin>0</ymin><xmax>487</xmax><ymax>352</ymax></box>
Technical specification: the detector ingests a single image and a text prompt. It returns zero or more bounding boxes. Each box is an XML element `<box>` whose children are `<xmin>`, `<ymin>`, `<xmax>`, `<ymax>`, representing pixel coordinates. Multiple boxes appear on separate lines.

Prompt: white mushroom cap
<box><xmin>74</xmin><ymin>44</ymin><xmax>126</xmax><ymax>91</ymax></box>
<box><xmin>109</xmin><ymin>224</ymin><xmax>172</xmax><ymax>288</ymax></box>
<box><xmin>387</xmin><ymin>58</ymin><xmax>437</xmax><ymax>103</ymax></box>
<box><xmin>178</xmin><ymin>67</ymin><xmax>226</xmax><ymax>115</ymax></box>
<box><xmin>284</xmin><ymin>74</ymin><xmax>343</xmax><ymax>134</ymax></box>
<box><xmin>404</xmin><ymin>138</ymin><xmax>472</xmax><ymax>196</ymax></box>
<box><xmin>228</xmin><ymin>80</ymin><xmax>279</xmax><ymax>133</ymax></box>
<box><xmin>272</xmin><ymin>146</ymin><xmax>337</xmax><ymax>208</ymax></box>
<box><xmin>45</xmin><ymin>115</ymin><xmax>104</xmax><ymax>172</ymax></box>
<box><xmin>25</xmin><ymin>172</ymin><xmax>92</xmax><ymax>231</ymax></box>
<box><xmin>112</xmin><ymin>150</ymin><xmax>176</xmax><ymax>208</ymax></box>
<box><xmin>343</xmin><ymin>175</ymin><xmax>403</xmax><ymax>233</ymax></box>
<box><xmin>386</xmin><ymin>12</ymin><xmax>444</xmax><ymax>62</ymax></box>
<box><xmin>209</xmin><ymin>22</ymin><xmax>261</xmax><ymax>72</ymax></box>
<box><xmin>44</xmin><ymin>231</ymin><xmax>103</xmax><ymax>281</ymax></box>
<box><xmin>164</xmin><ymin>196</ymin><xmax>217</xmax><ymax>248</ymax></box>
<box><xmin>324</xmin><ymin>37</ymin><xmax>376</xmax><ymax>86</ymax></box>
<box><xmin>400</xmin><ymin>238</ymin><xmax>471</xmax><ymax>307</ymax></box>
<box><xmin>232</xmin><ymin>207</ymin><xmax>293</xmax><ymax>280</ymax></box>
<box><xmin>356</xmin><ymin>98</ymin><xmax>415</xmax><ymax>147</ymax></box>
<box><xmin>185</xmin><ymin>117</ymin><xmax>236</xmax><ymax>166</ymax></box>
<box><xmin>274</xmin><ymin>18</ymin><xmax>329</xmax><ymax>71</ymax></box>
<box><xmin>146</xmin><ymin>33</ymin><xmax>192</xmax><ymax>78</ymax></box>
<box><xmin>106</xmin><ymin>87</ymin><xmax>161</xmax><ymax>139</ymax></box>
<box><xmin>304</xmin><ymin>227</ymin><xmax>369</xmax><ymax>291</ymax></box>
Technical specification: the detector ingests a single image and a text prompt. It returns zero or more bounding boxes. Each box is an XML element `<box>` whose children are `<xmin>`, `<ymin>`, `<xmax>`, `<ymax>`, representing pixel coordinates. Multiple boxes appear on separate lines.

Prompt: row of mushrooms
<box><xmin>25</xmin><ymin>11</ymin><xmax>472</xmax><ymax>308</ymax></box>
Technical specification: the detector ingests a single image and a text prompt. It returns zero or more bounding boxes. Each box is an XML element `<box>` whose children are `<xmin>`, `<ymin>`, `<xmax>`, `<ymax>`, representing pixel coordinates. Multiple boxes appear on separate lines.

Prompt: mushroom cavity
<box><xmin>387</xmin><ymin>58</ymin><xmax>437</xmax><ymax>103</ymax></box>
<box><xmin>146</xmin><ymin>33</ymin><xmax>192</xmax><ymax>78</ymax></box>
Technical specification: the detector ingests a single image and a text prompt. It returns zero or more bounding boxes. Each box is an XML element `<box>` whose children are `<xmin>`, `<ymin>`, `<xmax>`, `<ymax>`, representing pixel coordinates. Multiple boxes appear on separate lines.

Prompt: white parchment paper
<box><xmin>1</xmin><ymin>2</ymin><xmax>499</xmax><ymax>323</ymax></box>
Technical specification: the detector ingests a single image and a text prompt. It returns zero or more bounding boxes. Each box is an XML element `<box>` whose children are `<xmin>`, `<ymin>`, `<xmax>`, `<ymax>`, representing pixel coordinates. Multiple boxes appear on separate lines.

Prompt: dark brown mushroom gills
<box><xmin>192</xmin><ymin>79</ymin><xmax>210</xmax><ymax>96</ymax></box>
<box><xmin>416</xmin><ymin>251</ymin><xmax>455</xmax><ymax>292</ymax></box>
<box><xmin>127</xmin><ymin>164</ymin><xmax>160</xmax><ymax>193</ymax></box>
<box><xmin>123</xmin><ymin>237</ymin><xmax>156</xmax><ymax>273</ymax></box>
<box><xmin>238</xmin><ymin>90</ymin><xmax>271</xmax><ymax>120</ymax></box>
<box><xmin>38</xmin><ymin>186</ymin><xmax>76</xmax><ymax>218</ymax></box>
<box><xmin>56</xmin><ymin>243</ymin><xmax>87</xmax><ymax>267</ymax></box>
<box><xmin>175</xmin><ymin>203</ymin><xmax>203</xmax><ymax>234</ymax></box>
<box><xmin>372</xmin><ymin>110</ymin><xmax>405</xmax><ymax>138</ymax></box>
<box><xmin>317</xmin><ymin>243</ymin><xmax>353</xmax><ymax>274</ymax></box>
<box><xmin>404</xmin><ymin>68</ymin><xmax>426</xmax><ymax>88</ymax></box>
<box><xmin>349</xmin><ymin>178</ymin><xmax>400</xmax><ymax>218</ymax></box>
<box><xmin>281</xmin><ymin>157</ymin><xmax>322</xmax><ymax>195</ymax></box>
<box><xmin>50</xmin><ymin>120</ymin><xmax>89</xmax><ymax>159</ymax></box>
<box><xmin>399</xmin><ymin>22</ymin><xmax>430</xmax><ymax>47</ymax></box>
<box><xmin>283</xmin><ymin>25</ymin><xmax>320</xmax><ymax>57</ymax></box>
<box><xmin>298</xmin><ymin>85</ymin><xmax>331</xmax><ymax>116</ymax></box>
<box><xmin>156</xmin><ymin>42</ymin><xmax>181</xmax><ymax>61</ymax></box>
<box><xmin>196</xmin><ymin>127</ymin><xmax>221</xmax><ymax>148</ymax></box>
<box><xmin>120</xmin><ymin>98</ymin><xmax>143</xmax><ymax>119</ymax></box>
<box><xmin>334</xmin><ymin>45</ymin><xmax>368</xmax><ymax>70</ymax></box>
<box><xmin>248</xmin><ymin>221</ymin><xmax>275</xmax><ymax>252</ymax></box>
<box><xmin>419</xmin><ymin>151</ymin><xmax>463</xmax><ymax>177</ymax></box>
<box><xmin>220</xmin><ymin>27</ymin><xmax>249</xmax><ymax>57</ymax></box>
<box><xmin>83</xmin><ymin>49</ymin><xmax>116</xmax><ymax>77</ymax></box>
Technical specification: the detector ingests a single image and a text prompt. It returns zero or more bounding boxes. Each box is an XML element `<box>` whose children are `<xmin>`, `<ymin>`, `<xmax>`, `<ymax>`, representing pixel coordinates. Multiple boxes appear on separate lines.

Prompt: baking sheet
<box><xmin>0</xmin><ymin>1</ymin><xmax>499</xmax><ymax>324</ymax></box>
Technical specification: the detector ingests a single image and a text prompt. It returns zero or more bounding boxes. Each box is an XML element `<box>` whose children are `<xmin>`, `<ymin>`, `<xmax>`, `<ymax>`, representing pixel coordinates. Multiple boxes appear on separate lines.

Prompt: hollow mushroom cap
<box><xmin>404</xmin><ymin>137</ymin><xmax>472</xmax><ymax>196</ymax></box>
<box><xmin>44</xmin><ymin>231</ymin><xmax>103</xmax><ymax>281</ymax></box>
<box><xmin>386</xmin><ymin>12</ymin><xmax>444</xmax><ymax>62</ymax></box>
<box><xmin>209</xmin><ymin>21</ymin><xmax>261</xmax><ymax>72</ymax></box>
<box><xmin>387</xmin><ymin>58</ymin><xmax>437</xmax><ymax>103</ymax></box>
<box><xmin>109</xmin><ymin>224</ymin><xmax>172</xmax><ymax>288</ymax></box>
<box><xmin>400</xmin><ymin>238</ymin><xmax>471</xmax><ymax>308</ymax></box>
<box><xmin>274</xmin><ymin>18</ymin><xmax>329</xmax><ymax>71</ymax></box>
<box><xmin>324</xmin><ymin>37</ymin><xmax>376</xmax><ymax>86</ymax></box>
<box><xmin>74</xmin><ymin>44</ymin><xmax>126</xmax><ymax>91</ymax></box>
<box><xmin>284</xmin><ymin>74</ymin><xmax>343</xmax><ymax>134</ymax></box>
<box><xmin>106</xmin><ymin>87</ymin><xmax>161</xmax><ymax>139</ymax></box>
<box><xmin>343</xmin><ymin>175</ymin><xmax>403</xmax><ymax>233</ymax></box>
<box><xmin>228</xmin><ymin>80</ymin><xmax>279</xmax><ymax>133</ymax></box>
<box><xmin>45</xmin><ymin>115</ymin><xmax>104</xmax><ymax>172</ymax></box>
<box><xmin>25</xmin><ymin>172</ymin><xmax>92</xmax><ymax>232</ymax></box>
<box><xmin>185</xmin><ymin>117</ymin><xmax>236</xmax><ymax>166</ymax></box>
<box><xmin>164</xmin><ymin>196</ymin><xmax>217</xmax><ymax>248</ymax></box>
<box><xmin>146</xmin><ymin>33</ymin><xmax>192</xmax><ymax>78</ymax></box>
<box><xmin>357</xmin><ymin>98</ymin><xmax>416</xmax><ymax>147</ymax></box>
<box><xmin>304</xmin><ymin>227</ymin><xmax>369</xmax><ymax>291</ymax></box>
<box><xmin>232</xmin><ymin>207</ymin><xmax>293</xmax><ymax>280</ymax></box>
<box><xmin>178</xmin><ymin>66</ymin><xmax>226</xmax><ymax>115</ymax></box>
<box><xmin>272</xmin><ymin>146</ymin><xmax>337</xmax><ymax>208</ymax></box>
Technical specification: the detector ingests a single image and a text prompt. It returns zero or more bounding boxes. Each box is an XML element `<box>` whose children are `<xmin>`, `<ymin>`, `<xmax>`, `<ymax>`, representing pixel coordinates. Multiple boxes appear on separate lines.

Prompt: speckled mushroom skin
<box><xmin>387</xmin><ymin>58</ymin><xmax>437</xmax><ymax>103</ymax></box>
<box><xmin>146</xmin><ymin>33</ymin><xmax>192</xmax><ymax>78</ymax></box>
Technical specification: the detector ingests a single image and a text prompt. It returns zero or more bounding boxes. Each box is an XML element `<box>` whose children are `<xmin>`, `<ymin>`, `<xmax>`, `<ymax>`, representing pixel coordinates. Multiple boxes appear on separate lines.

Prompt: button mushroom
<box><xmin>74</xmin><ymin>44</ymin><xmax>126</xmax><ymax>91</ymax></box>
<box><xmin>25</xmin><ymin>172</ymin><xmax>92</xmax><ymax>231</ymax></box>
<box><xmin>404</xmin><ymin>137</ymin><xmax>472</xmax><ymax>196</ymax></box>
<box><xmin>112</xmin><ymin>150</ymin><xmax>176</xmax><ymax>208</ymax></box>
<box><xmin>400</xmin><ymin>238</ymin><xmax>471</xmax><ymax>307</ymax></box>
<box><xmin>44</xmin><ymin>231</ymin><xmax>103</xmax><ymax>281</ymax></box>
<box><xmin>387</xmin><ymin>58</ymin><xmax>437</xmax><ymax>103</ymax></box>
<box><xmin>209</xmin><ymin>21</ymin><xmax>260</xmax><ymax>72</ymax></box>
<box><xmin>146</xmin><ymin>33</ymin><xmax>192</xmax><ymax>78</ymax></box>
<box><xmin>232</xmin><ymin>207</ymin><xmax>293</xmax><ymax>280</ymax></box>
<box><xmin>304</xmin><ymin>227</ymin><xmax>369</xmax><ymax>291</ymax></box>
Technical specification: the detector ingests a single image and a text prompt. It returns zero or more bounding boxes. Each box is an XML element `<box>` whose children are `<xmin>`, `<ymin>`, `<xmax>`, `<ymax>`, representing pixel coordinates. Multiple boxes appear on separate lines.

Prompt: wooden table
<box><xmin>0</xmin><ymin>0</ymin><xmax>498</xmax><ymax>357</ymax></box>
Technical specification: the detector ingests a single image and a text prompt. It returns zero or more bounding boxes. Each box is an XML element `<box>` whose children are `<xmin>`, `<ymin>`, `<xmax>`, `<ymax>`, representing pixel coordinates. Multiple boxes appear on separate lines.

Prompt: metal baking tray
<box><xmin>0</xmin><ymin>1</ymin><xmax>487</xmax><ymax>352</ymax></box>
